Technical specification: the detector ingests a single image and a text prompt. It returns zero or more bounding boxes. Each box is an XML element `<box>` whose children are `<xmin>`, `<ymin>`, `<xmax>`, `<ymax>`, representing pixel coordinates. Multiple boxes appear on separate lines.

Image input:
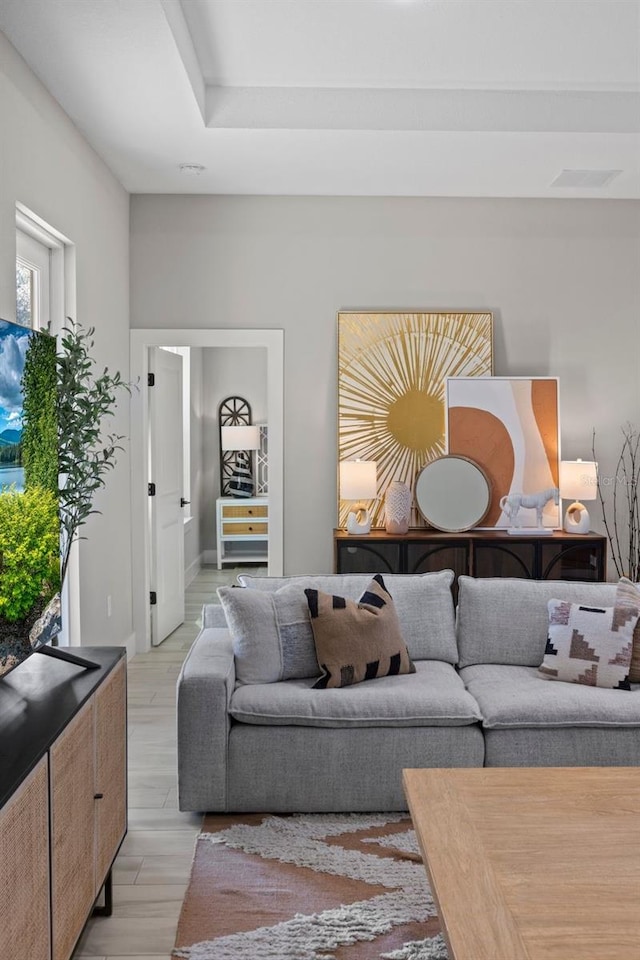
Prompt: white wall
<box><xmin>201</xmin><ymin>347</ymin><xmax>267</xmax><ymax>553</ymax></box>
<box><xmin>1</xmin><ymin>34</ymin><xmax>133</xmax><ymax>648</ymax></box>
<box><xmin>131</xmin><ymin>195</ymin><xmax>640</xmax><ymax>576</ymax></box>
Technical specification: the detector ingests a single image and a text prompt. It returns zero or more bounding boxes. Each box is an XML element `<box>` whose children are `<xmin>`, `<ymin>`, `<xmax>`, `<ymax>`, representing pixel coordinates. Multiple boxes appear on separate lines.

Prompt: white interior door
<box><xmin>149</xmin><ymin>348</ymin><xmax>185</xmax><ymax>645</ymax></box>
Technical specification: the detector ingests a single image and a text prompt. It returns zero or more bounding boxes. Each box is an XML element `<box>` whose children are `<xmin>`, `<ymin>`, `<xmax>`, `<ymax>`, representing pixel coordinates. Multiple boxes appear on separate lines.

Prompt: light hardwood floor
<box><xmin>73</xmin><ymin>564</ymin><xmax>265</xmax><ymax>960</ymax></box>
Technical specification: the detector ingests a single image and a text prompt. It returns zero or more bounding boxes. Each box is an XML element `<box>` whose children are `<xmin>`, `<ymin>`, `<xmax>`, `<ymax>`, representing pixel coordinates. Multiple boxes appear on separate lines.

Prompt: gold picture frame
<box><xmin>338</xmin><ymin>311</ymin><xmax>493</xmax><ymax>529</ymax></box>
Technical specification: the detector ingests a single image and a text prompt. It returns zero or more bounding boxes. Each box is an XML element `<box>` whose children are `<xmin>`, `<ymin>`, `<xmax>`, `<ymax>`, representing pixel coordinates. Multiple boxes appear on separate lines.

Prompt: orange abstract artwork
<box><xmin>446</xmin><ymin>377</ymin><xmax>560</xmax><ymax>529</ymax></box>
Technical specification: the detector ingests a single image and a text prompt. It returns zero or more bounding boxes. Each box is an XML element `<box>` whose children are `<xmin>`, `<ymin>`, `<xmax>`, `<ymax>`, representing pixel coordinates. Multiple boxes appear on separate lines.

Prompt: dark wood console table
<box><xmin>334</xmin><ymin>529</ymin><xmax>607</xmax><ymax>582</ymax></box>
<box><xmin>0</xmin><ymin>647</ymin><xmax>127</xmax><ymax>960</ymax></box>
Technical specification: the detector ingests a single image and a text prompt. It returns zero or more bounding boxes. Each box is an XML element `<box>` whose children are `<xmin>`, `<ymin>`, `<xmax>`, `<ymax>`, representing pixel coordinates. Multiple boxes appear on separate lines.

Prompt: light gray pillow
<box><xmin>236</xmin><ymin>570</ymin><xmax>457</xmax><ymax>664</ymax></box>
<box><xmin>218</xmin><ymin>584</ymin><xmax>320</xmax><ymax>684</ymax></box>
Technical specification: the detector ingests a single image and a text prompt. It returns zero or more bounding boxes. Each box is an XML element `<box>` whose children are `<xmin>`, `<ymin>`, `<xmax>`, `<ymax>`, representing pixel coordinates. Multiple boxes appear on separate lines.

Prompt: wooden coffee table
<box><xmin>403</xmin><ymin>767</ymin><xmax>640</xmax><ymax>960</ymax></box>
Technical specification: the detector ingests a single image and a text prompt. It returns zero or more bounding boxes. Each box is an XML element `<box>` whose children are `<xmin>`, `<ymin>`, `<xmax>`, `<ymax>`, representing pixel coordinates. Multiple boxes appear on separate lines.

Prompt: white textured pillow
<box><xmin>538</xmin><ymin>592</ymin><xmax>638</xmax><ymax>689</ymax></box>
<box><xmin>236</xmin><ymin>570</ymin><xmax>458</xmax><ymax>663</ymax></box>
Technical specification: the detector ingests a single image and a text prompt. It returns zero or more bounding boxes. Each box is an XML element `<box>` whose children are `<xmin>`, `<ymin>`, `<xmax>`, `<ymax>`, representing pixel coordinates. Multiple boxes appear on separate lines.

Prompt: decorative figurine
<box><xmin>499</xmin><ymin>487</ymin><xmax>559</xmax><ymax>529</ymax></box>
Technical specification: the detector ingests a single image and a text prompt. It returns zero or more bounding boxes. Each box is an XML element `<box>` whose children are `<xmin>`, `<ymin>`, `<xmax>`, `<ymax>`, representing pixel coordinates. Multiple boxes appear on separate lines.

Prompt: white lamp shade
<box><xmin>340</xmin><ymin>460</ymin><xmax>377</xmax><ymax>500</ymax></box>
<box><xmin>559</xmin><ymin>460</ymin><xmax>598</xmax><ymax>502</ymax></box>
<box><xmin>221</xmin><ymin>425</ymin><xmax>261</xmax><ymax>451</ymax></box>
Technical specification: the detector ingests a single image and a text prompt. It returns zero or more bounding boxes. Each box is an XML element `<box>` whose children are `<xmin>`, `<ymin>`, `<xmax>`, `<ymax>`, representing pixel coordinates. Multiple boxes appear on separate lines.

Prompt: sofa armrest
<box><xmin>177</xmin><ymin>626</ymin><xmax>235</xmax><ymax>811</ymax></box>
<box><xmin>202</xmin><ymin>603</ymin><xmax>229</xmax><ymax>628</ymax></box>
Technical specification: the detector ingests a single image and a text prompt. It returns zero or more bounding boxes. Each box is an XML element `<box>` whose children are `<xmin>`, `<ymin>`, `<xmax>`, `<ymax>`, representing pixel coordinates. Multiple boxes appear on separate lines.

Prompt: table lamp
<box><xmin>222</xmin><ymin>425</ymin><xmax>261</xmax><ymax>497</ymax></box>
<box><xmin>559</xmin><ymin>459</ymin><xmax>597</xmax><ymax>534</ymax></box>
<box><xmin>340</xmin><ymin>460</ymin><xmax>377</xmax><ymax>535</ymax></box>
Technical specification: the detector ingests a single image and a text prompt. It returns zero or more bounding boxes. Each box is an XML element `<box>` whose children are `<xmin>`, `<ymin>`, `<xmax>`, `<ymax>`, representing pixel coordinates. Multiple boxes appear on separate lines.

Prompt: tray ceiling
<box><xmin>1</xmin><ymin>0</ymin><xmax>638</xmax><ymax>197</ymax></box>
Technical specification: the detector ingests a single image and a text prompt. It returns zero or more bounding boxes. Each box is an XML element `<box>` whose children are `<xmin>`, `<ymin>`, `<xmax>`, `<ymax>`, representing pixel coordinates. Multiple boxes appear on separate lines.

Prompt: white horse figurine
<box><xmin>499</xmin><ymin>487</ymin><xmax>559</xmax><ymax>528</ymax></box>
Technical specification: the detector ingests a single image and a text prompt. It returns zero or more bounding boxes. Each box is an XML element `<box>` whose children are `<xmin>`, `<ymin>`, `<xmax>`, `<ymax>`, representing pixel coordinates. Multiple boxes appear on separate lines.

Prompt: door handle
<box><xmin>180</xmin><ymin>498</ymin><xmax>191</xmax><ymax>507</ymax></box>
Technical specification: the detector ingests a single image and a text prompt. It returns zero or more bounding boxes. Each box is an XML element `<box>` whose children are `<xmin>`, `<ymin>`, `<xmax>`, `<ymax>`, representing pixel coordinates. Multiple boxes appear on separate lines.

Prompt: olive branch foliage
<box><xmin>592</xmin><ymin>424</ymin><xmax>639</xmax><ymax>582</ymax></box>
<box><xmin>57</xmin><ymin>322</ymin><xmax>132</xmax><ymax>587</ymax></box>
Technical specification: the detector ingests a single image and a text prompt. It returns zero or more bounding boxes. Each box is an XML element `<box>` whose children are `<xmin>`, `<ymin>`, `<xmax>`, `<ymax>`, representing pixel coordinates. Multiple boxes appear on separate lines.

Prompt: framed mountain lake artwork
<box><xmin>0</xmin><ymin>318</ymin><xmax>60</xmax><ymax>677</ymax></box>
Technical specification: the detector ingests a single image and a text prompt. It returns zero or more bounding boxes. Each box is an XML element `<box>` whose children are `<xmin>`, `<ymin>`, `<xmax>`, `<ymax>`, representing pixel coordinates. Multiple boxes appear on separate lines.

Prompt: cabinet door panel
<box><xmin>473</xmin><ymin>542</ymin><xmax>535</xmax><ymax>579</ymax></box>
<box><xmin>94</xmin><ymin>659</ymin><xmax>127</xmax><ymax>890</ymax></box>
<box><xmin>336</xmin><ymin>541</ymin><xmax>400</xmax><ymax>574</ymax></box>
<box><xmin>0</xmin><ymin>757</ymin><xmax>50</xmax><ymax>960</ymax></box>
<box><xmin>50</xmin><ymin>700</ymin><xmax>96</xmax><ymax>960</ymax></box>
<box><xmin>540</xmin><ymin>542</ymin><xmax>604</xmax><ymax>580</ymax></box>
<box><xmin>407</xmin><ymin>542</ymin><xmax>468</xmax><ymax>576</ymax></box>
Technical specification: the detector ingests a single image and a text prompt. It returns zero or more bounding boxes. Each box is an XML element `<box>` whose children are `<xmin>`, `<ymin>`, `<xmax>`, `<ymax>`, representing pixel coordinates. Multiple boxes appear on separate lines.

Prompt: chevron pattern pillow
<box><xmin>304</xmin><ymin>574</ymin><xmax>415</xmax><ymax>689</ymax></box>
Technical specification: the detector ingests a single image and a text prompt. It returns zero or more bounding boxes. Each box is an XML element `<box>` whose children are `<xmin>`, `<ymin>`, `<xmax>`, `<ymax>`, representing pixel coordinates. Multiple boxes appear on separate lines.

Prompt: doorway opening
<box><xmin>130</xmin><ymin>329</ymin><xmax>284</xmax><ymax>653</ymax></box>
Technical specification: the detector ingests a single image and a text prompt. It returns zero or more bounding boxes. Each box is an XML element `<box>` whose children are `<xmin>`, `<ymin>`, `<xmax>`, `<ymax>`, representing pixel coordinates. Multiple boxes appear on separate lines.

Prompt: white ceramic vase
<box><xmin>385</xmin><ymin>481</ymin><xmax>411</xmax><ymax>534</ymax></box>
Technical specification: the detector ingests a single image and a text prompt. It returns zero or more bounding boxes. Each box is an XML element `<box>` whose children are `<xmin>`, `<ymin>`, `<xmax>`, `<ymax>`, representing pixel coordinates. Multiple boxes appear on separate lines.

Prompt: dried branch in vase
<box><xmin>592</xmin><ymin>424</ymin><xmax>640</xmax><ymax>582</ymax></box>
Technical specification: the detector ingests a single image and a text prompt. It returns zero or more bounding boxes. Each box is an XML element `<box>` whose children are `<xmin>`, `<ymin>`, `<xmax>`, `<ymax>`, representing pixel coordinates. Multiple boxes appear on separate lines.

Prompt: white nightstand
<box><xmin>216</xmin><ymin>497</ymin><xmax>269</xmax><ymax>569</ymax></box>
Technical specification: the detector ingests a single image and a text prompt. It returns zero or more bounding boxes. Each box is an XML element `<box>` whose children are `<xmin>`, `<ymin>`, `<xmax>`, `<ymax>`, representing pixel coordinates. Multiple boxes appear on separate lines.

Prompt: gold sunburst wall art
<box><xmin>337</xmin><ymin>311</ymin><xmax>494</xmax><ymax>529</ymax></box>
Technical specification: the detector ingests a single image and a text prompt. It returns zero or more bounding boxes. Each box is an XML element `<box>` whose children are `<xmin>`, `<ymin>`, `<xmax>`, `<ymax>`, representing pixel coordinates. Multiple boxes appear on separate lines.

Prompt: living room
<box><xmin>0</xmin><ymin>1</ymin><xmax>639</xmax><ymax>959</ymax></box>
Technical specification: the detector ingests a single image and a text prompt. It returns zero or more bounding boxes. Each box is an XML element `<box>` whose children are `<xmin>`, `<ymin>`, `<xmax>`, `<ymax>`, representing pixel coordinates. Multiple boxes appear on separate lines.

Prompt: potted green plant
<box><xmin>1</xmin><ymin>321</ymin><xmax>130</xmax><ymax>659</ymax></box>
<box><xmin>56</xmin><ymin>322</ymin><xmax>130</xmax><ymax>590</ymax></box>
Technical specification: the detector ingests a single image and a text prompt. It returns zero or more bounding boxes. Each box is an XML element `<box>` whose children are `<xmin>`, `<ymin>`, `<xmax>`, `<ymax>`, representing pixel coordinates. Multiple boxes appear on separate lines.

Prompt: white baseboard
<box><xmin>202</xmin><ymin>549</ymin><xmax>217</xmax><ymax>565</ymax></box>
<box><xmin>123</xmin><ymin>631</ymin><xmax>137</xmax><ymax>660</ymax></box>
<box><xmin>185</xmin><ymin>554</ymin><xmax>202</xmax><ymax>587</ymax></box>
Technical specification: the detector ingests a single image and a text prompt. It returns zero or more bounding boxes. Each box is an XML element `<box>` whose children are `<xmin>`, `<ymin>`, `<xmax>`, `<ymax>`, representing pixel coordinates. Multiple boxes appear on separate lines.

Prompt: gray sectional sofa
<box><xmin>176</xmin><ymin>572</ymin><xmax>640</xmax><ymax>813</ymax></box>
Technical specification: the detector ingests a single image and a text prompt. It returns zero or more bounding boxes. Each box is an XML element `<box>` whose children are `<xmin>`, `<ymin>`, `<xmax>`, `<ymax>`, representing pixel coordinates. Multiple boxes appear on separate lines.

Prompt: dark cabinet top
<box><xmin>333</xmin><ymin>528</ymin><xmax>606</xmax><ymax>542</ymax></box>
<box><xmin>0</xmin><ymin>647</ymin><xmax>126</xmax><ymax>807</ymax></box>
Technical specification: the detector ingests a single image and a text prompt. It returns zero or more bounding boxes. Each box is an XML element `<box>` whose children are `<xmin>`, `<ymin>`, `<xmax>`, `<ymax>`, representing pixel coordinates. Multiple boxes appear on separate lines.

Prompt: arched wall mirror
<box><xmin>218</xmin><ymin>395</ymin><xmax>252</xmax><ymax>496</ymax></box>
<box><xmin>218</xmin><ymin>395</ymin><xmax>269</xmax><ymax>498</ymax></box>
<box><xmin>415</xmin><ymin>455</ymin><xmax>491</xmax><ymax>532</ymax></box>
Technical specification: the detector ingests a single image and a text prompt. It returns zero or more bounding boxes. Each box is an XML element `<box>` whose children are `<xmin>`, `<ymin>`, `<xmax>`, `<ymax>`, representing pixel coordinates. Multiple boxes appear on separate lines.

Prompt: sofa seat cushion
<box><xmin>460</xmin><ymin>664</ymin><xmax>640</xmax><ymax>729</ymax></box>
<box><xmin>230</xmin><ymin>660</ymin><xmax>482</xmax><ymax>728</ymax></box>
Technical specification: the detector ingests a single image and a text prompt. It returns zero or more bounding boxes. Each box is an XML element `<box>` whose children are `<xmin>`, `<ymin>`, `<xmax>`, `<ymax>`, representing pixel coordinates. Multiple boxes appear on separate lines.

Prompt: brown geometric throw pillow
<box><xmin>538</xmin><ymin>585</ymin><xmax>638</xmax><ymax>689</ymax></box>
<box><xmin>615</xmin><ymin>578</ymin><xmax>640</xmax><ymax>682</ymax></box>
<box><xmin>304</xmin><ymin>574</ymin><xmax>416</xmax><ymax>689</ymax></box>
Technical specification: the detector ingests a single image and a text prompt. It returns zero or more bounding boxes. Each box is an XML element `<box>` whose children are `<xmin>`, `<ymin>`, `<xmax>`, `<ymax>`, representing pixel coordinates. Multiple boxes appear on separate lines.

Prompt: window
<box><xmin>16</xmin><ymin>229</ymin><xmax>51</xmax><ymax>330</ymax></box>
<box><xmin>14</xmin><ymin>209</ymin><xmax>75</xmax><ymax>646</ymax></box>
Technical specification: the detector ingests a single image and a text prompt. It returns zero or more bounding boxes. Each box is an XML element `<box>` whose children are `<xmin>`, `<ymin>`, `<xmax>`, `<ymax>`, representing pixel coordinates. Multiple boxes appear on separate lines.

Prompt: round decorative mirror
<box><xmin>415</xmin><ymin>455</ymin><xmax>491</xmax><ymax>532</ymax></box>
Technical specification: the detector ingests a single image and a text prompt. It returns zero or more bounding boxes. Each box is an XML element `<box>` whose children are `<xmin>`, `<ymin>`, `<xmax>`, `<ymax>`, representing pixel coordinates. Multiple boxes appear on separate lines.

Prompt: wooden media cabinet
<box><xmin>0</xmin><ymin>647</ymin><xmax>127</xmax><ymax>960</ymax></box>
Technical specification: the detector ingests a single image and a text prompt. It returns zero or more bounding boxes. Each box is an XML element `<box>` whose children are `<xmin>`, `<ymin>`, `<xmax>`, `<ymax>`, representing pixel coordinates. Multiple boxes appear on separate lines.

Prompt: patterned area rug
<box><xmin>172</xmin><ymin>813</ymin><xmax>448</xmax><ymax>960</ymax></box>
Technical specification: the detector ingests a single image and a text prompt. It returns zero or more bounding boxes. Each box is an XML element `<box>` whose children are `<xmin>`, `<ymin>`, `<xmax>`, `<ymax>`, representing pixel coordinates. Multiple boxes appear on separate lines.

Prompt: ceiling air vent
<box><xmin>551</xmin><ymin>169</ymin><xmax>622</xmax><ymax>188</ymax></box>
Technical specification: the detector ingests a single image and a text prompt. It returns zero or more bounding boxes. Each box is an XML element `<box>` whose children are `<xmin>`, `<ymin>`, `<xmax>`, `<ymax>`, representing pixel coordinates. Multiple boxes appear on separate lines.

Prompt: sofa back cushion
<box><xmin>237</xmin><ymin>570</ymin><xmax>457</xmax><ymax>666</ymax></box>
<box><xmin>457</xmin><ymin>576</ymin><xmax>620</xmax><ymax>668</ymax></box>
